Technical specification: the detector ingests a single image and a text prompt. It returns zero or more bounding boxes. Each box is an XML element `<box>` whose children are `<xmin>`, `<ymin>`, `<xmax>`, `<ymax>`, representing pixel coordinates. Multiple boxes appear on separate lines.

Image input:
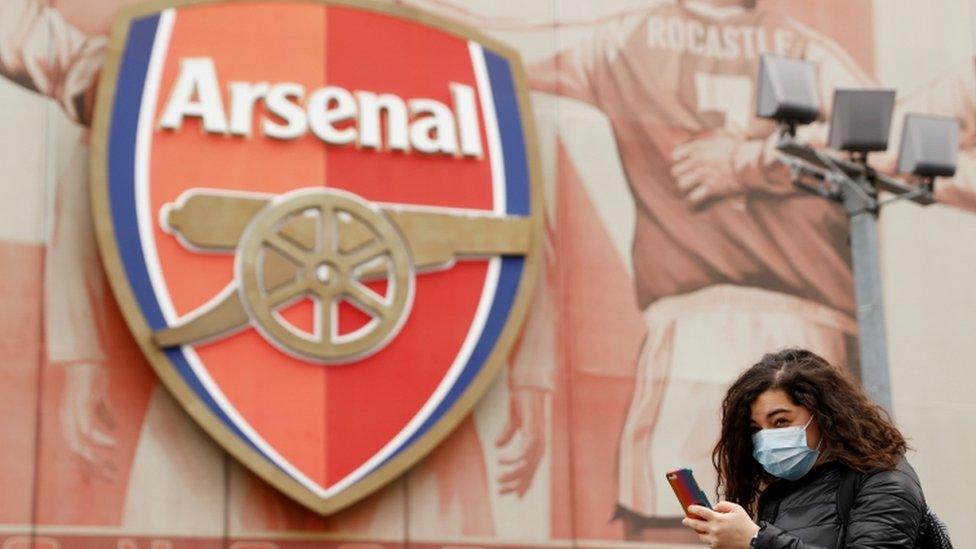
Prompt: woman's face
<box><xmin>749</xmin><ymin>388</ymin><xmax>822</xmax><ymax>450</ymax></box>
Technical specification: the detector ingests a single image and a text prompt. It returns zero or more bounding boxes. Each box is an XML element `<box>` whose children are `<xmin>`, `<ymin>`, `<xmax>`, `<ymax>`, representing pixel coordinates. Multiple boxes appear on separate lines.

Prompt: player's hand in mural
<box><xmin>61</xmin><ymin>361</ymin><xmax>117</xmax><ymax>483</ymax></box>
<box><xmin>671</xmin><ymin>131</ymin><xmax>748</xmax><ymax>207</ymax></box>
<box><xmin>682</xmin><ymin>501</ymin><xmax>759</xmax><ymax>549</ymax></box>
<box><xmin>495</xmin><ymin>386</ymin><xmax>546</xmax><ymax>497</ymax></box>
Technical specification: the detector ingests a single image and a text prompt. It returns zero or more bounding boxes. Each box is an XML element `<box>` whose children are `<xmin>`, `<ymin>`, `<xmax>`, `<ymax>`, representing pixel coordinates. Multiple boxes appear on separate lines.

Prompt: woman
<box><xmin>681</xmin><ymin>348</ymin><xmax>925</xmax><ymax>548</ymax></box>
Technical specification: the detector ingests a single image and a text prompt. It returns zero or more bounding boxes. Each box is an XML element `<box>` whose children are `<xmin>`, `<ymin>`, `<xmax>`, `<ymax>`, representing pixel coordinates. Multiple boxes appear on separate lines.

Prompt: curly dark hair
<box><xmin>712</xmin><ymin>348</ymin><xmax>908</xmax><ymax>514</ymax></box>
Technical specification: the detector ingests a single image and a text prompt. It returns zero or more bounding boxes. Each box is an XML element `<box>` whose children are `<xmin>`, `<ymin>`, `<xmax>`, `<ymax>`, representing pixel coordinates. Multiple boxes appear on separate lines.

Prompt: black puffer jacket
<box><xmin>754</xmin><ymin>458</ymin><xmax>925</xmax><ymax>548</ymax></box>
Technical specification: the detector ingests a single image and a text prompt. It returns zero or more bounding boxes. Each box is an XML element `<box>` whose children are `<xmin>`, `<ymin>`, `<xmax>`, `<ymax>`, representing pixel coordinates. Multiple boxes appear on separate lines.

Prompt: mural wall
<box><xmin>1</xmin><ymin>0</ymin><xmax>975</xmax><ymax>547</ymax></box>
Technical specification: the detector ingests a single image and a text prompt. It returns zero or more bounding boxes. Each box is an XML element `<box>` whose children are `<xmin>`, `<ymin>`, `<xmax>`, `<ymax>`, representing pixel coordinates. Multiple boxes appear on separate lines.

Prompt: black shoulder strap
<box><xmin>835</xmin><ymin>467</ymin><xmax>864</xmax><ymax>549</ymax></box>
<box><xmin>836</xmin><ymin>468</ymin><xmax>859</xmax><ymax>525</ymax></box>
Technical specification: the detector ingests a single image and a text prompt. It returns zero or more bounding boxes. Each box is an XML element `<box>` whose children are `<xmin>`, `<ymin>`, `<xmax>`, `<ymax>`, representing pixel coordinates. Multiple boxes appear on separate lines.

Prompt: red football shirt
<box><xmin>532</xmin><ymin>2</ymin><xmax>873</xmax><ymax>314</ymax></box>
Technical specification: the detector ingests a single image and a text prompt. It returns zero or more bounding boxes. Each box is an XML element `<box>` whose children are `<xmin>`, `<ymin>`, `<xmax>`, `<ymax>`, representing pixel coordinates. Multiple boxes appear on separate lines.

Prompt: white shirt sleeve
<box><xmin>0</xmin><ymin>0</ymin><xmax>106</xmax><ymax>124</ymax></box>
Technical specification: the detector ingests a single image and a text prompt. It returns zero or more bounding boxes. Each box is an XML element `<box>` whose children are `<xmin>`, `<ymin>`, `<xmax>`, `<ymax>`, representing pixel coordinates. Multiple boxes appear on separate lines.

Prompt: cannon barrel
<box><xmin>153</xmin><ymin>188</ymin><xmax>533</xmax><ymax>352</ymax></box>
<box><xmin>164</xmin><ymin>190</ymin><xmax>532</xmax><ymax>270</ymax></box>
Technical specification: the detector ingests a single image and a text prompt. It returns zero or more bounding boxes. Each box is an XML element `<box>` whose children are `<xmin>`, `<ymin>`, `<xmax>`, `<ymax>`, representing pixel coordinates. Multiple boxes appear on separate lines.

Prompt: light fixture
<box><xmin>756</xmin><ymin>55</ymin><xmax>820</xmax><ymax>131</ymax></box>
<box><xmin>896</xmin><ymin>114</ymin><xmax>959</xmax><ymax>183</ymax></box>
<box><xmin>753</xmin><ymin>58</ymin><xmax>944</xmax><ymax>416</ymax></box>
<box><xmin>827</xmin><ymin>89</ymin><xmax>896</xmax><ymax>155</ymax></box>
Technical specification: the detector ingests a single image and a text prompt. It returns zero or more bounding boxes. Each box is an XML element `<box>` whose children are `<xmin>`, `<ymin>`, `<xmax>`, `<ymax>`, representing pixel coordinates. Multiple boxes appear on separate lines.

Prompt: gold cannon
<box><xmin>154</xmin><ymin>187</ymin><xmax>532</xmax><ymax>363</ymax></box>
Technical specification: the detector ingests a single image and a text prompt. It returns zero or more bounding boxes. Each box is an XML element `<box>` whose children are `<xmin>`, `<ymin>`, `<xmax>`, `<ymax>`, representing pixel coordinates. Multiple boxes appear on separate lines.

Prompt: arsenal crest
<box><xmin>90</xmin><ymin>0</ymin><xmax>540</xmax><ymax>515</ymax></box>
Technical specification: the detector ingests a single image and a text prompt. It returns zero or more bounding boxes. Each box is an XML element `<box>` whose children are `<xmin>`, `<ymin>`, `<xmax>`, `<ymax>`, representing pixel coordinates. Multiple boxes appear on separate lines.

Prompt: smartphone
<box><xmin>666</xmin><ymin>468</ymin><xmax>712</xmax><ymax>519</ymax></box>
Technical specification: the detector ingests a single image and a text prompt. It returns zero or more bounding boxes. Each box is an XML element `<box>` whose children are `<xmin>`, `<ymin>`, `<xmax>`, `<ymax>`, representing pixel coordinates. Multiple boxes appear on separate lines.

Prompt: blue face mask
<box><xmin>752</xmin><ymin>416</ymin><xmax>821</xmax><ymax>481</ymax></box>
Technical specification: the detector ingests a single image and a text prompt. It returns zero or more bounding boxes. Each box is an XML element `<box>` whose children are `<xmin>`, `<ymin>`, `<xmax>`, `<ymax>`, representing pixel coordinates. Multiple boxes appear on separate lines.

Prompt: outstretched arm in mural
<box><xmin>497</xmin><ymin>240</ymin><xmax>556</xmax><ymax>498</ymax></box>
<box><xmin>0</xmin><ymin>0</ymin><xmax>106</xmax><ymax>125</ymax></box>
<box><xmin>0</xmin><ymin>0</ymin><xmax>116</xmax><ymax>480</ymax></box>
<box><xmin>874</xmin><ymin>66</ymin><xmax>976</xmax><ymax>213</ymax></box>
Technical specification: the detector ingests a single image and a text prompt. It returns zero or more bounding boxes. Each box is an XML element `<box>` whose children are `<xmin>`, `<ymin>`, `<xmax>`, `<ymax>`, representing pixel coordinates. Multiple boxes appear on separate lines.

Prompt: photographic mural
<box><xmin>1</xmin><ymin>0</ymin><xmax>975</xmax><ymax>547</ymax></box>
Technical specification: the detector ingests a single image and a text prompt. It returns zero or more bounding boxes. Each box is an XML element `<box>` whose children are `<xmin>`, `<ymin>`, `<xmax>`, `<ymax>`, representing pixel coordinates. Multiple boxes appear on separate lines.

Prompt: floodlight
<box><xmin>756</xmin><ymin>54</ymin><xmax>820</xmax><ymax>126</ymax></box>
<box><xmin>896</xmin><ymin>114</ymin><xmax>959</xmax><ymax>178</ymax></box>
<box><xmin>827</xmin><ymin>89</ymin><xmax>896</xmax><ymax>153</ymax></box>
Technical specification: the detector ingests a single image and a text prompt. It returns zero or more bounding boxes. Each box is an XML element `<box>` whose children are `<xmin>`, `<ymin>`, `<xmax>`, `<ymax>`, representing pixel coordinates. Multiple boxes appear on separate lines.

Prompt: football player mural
<box><xmin>0</xmin><ymin>0</ymin><xmax>229</xmax><ymax>538</ymax></box>
<box><xmin>527</xmin><ymin>0</ymin><xmax>873</xmax><ymax>536</ymax></box>
<box><xmin>1</xmin><ymin>0</ymin><xmax>976</xmax><ymax>547</ymax></box>
<box><xmin>413</xmin><ymin>0</ymin><xmax>976</xmax><ymax>542</ymax></box>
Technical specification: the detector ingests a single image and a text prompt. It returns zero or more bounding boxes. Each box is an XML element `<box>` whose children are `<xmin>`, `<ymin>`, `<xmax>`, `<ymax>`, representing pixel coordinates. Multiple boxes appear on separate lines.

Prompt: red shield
<box><xmin>91</xmin><ymin>0</ymin><xmax>540</xmax><ymax>514</ymax></box>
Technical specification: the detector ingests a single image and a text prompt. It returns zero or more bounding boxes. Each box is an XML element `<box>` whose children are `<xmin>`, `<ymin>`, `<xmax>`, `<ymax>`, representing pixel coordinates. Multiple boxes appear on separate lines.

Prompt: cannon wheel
<box><xmin>236</xmin><ymin>188</ymin><xmax>414</xmax><ymax>363</ymax></box>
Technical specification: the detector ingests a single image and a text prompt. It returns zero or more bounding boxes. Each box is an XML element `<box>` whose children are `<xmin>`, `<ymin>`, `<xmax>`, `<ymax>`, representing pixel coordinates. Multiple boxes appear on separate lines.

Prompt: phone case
<box><xmin>666</xmin><ymin>468</ymin><xmax>712</xmax><ymax>518</ymax></box>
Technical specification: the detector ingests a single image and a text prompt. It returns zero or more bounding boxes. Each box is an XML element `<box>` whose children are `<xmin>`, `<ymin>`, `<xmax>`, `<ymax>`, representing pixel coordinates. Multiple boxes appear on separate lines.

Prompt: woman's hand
<box><xmin>682</xmin><ymin>501</ymin><xmax>760</xmax><ymax>548</ymax></box>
